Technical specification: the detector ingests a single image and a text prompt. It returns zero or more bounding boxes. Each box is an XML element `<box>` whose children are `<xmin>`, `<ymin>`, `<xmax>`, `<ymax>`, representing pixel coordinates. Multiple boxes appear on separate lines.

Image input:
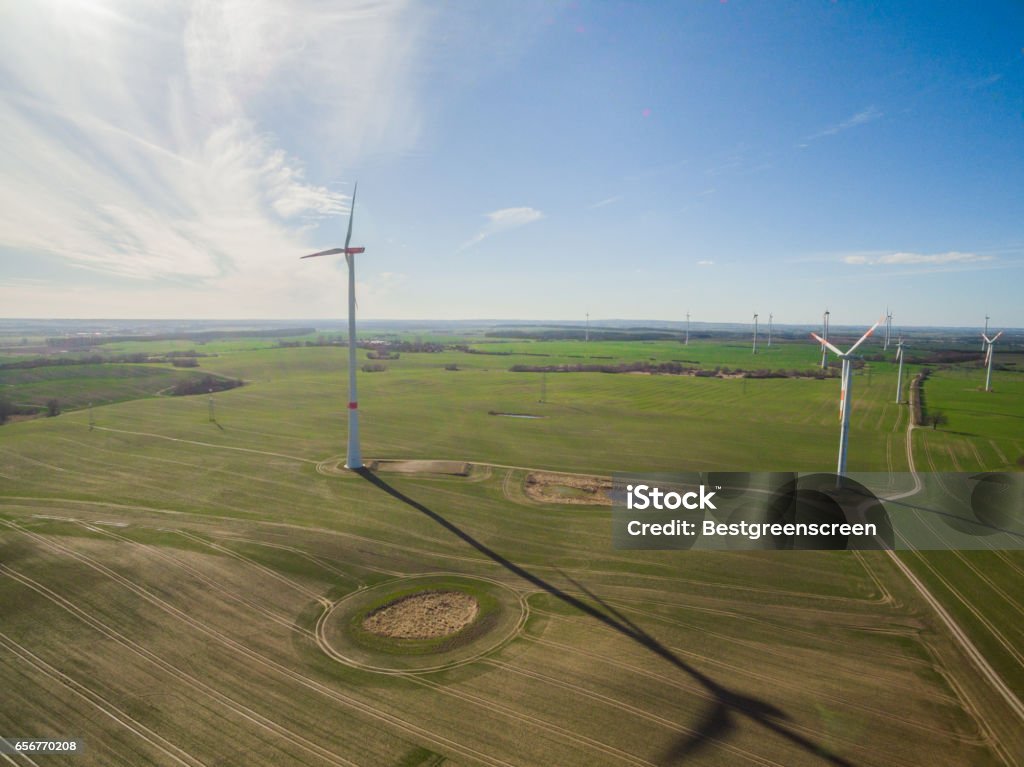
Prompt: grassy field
<box><xmin>0</xmin><ymin>363</ymin><xmax>232</xmax><ymax>412</ymax></box>
<box><xmin>467</xmin><ymin>337</ymin><xmax>831</xmax><ymax>370</ymax></box>
<box><xmin>1</xmin><ymin>336</ymin><xmax>1022</xmax><ymax>765</ymax></box>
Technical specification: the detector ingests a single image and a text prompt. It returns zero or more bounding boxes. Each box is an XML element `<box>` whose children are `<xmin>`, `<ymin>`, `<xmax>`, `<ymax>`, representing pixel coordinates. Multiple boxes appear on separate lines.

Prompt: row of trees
<box><xmin>169</xmin><ymin>375</ymin><xmax>243</xmax><ymax>397</ymax></box>
<box><xmin>910</xmin><ymin>369</ymin><xmax>948</xmax><ymax>429</ymax></box>
<box><xmin>0</xmin><ymin>398</ymin><xmax>58</xmax><ymax>424</ymax></box>
<box><xmin>509</xmin><ymin>361</ymin><xmax>841</xmax><ymax>378</ymax></box>
<box><xmin>0</xmin><ymin>351</ymin><xmax>210</xmax><ymax>370</ymax></box>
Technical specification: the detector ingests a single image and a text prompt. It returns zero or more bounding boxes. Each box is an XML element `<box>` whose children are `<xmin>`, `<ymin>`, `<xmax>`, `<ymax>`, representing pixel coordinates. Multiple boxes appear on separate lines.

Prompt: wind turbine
<box><xmin>752</xmin><ymin>313</ymin><xmax>759</xmax><ymax>354</ymax></box>
<box><xmin>883</xmin><ymin>308</ymin><xmax>892</xmax><ymax>350</ymax></box>
<box><xmin>767</xmin><ymin>313</ymin><xmax>773</xmax><ymax>347</ymax></box>
<box><xmin>811</xmin><ymin>318</ymin><xmax>882</xmax><ymax>477</ymax></box>
<box><xmin>820</xmin><ymin>309</ymin><xmax>830</xmax><ymax>369</ymax></box>
<box><xmin>982</xmin><ymin>314</ymin><xmax>990</xmax><ymax>352</ymax></box>
<box><xmin>685</xmin><ymin>311</ymin><xmax>690</xmax><ymax>345</ymax></box>
<box><xmin>300</xmin><ymin>182</ymin><xmax>366</xmax><ymax>470</ymax></box>
<box><xmin>585</xmin><ymin>312</ymin><xmax>590</xmax><ymax>343</ymax></box>
<box><xmin>894</xmin><ymin>337</ymin><xmax>906</xmax><ymax>404</ymax></box>
<box><xmin>982</xmin><ymin>331</ymin><xmax>1003</xmax><ymax>393</ymax></box>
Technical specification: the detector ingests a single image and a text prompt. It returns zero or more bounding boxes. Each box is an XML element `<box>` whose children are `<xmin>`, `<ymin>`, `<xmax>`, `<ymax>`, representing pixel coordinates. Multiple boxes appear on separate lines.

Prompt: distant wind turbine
<box><xmin>300</xmin><ymin>183</ymin><xmax>366</xmax><ymax>470</ymax></box>
<box><xmin>767</xmin><ymin>313</ymin><xmax>773</xmax><ymax>347</ymax></box>
<box><xmin>982</xmin><ymin>314</ymin><xmax>990</xmax><ymax>352</ymax></box>
<box><xmin>685</xmin><ymin>311</ymin><xmax>690</xmax><ymax>346</ymax></box>
<box><xmin>752</xmin><ymin>313</ymin><xmax>759</xmax><ymax>354</ymax></box>
<box><xmin>811</xmin><ymin>318</ymin><xmax>883</xmax><ymax>477</ymax></box>
<box><xmin>883</xmin><ymin>308</ymin><xmax>892</xmax><ymax>350</ymax></box>
<box><xmin>982</xmin><ymin>331</ymin><xmax>1003</xmax><ymax>393</ymax></box>
<box><xmin>894</xmin><ymin>337</ymin><xmax>906</xmax><ymax>404</ymax></box>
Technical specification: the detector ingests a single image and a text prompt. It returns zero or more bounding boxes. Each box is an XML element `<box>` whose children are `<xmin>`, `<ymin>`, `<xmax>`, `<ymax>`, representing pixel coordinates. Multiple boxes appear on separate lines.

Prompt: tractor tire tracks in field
<box><xmin>882</xmin><ymin>422</ymin><xmax>1024</xmax><ymax>728</ymax></box>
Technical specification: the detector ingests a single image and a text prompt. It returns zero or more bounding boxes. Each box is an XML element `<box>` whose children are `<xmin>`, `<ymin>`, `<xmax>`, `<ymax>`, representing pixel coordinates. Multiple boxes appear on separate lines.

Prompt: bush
<box><xmin>361</xmin><ymin>363</ymin><xmax>387</xmax><ymax>373</ymax></box>
<box><xmin>169</xmin><ymin>375</ymin><xmax>243</xmax><ymax>396</ymax></box>
<box><xmin>46</xmin><ymin>399</ymin><xmax>61</xmax><ymax>417</ymax></box>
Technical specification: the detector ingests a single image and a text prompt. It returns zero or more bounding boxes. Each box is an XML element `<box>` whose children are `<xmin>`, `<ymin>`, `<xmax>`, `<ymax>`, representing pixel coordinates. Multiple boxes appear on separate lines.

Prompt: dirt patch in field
<box><xmin>362</xmin><ymin>591</ymin><xmax>479</xmax><ymax>639</ymax></box>
<box><xmin>524</xmin><ymin>472</ymin><xmax>613</xmax><ymax>506</ymax></box>
<box><xmin>370</xmin><ymin>460</ymin><xmax>471</xmax><ymax>476</ymax></box>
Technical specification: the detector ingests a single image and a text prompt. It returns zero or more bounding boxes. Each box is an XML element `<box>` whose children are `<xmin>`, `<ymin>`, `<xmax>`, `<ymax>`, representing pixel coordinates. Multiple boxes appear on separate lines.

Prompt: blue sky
<box><xmin>1</xmin><ymin>1</ymin><xmax>1021</xmax><ymax>327</ymax></box>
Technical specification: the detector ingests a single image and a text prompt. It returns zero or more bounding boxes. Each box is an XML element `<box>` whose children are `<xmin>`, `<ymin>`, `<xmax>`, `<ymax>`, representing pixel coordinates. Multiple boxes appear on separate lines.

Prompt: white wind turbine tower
<box><xmin>685</xmin><ymin>311</ymin><xmax>690</xmax><ymax>345</ymax></box>
<box><xmin>752</xmin><ymin>313</ymin><xmax>759</xmax><ymax>354</ymax></box>
<box><xmin>811</xmin><ymin>318</ymin><xmax>883</xmax><ymax>477</ymax></box>
<box><xmin>820</xmin><ymin>309</ymin><xmax>830</xmax><ymax>369</ymax></box>
<box><xmin>767</xmin><ymin>313</ymin><xmax>773</xmax><ymax>347</ymax></box>
<box><xmin>982</xmin><ymin>314</ymin><xmax>990</xmax><ymax>352</ymax></box>
<box><xmin>883</xmin><ymin>308</ymin><xmax>892</xmax><ymax>350</ymax></box>
<box><xmin>894</xmin><ymin>337</ymin><xmax>906</xmax><ymax>404</ymax></box>
<box><xmin>301</xmin><ymin>183</ymin><xmax>367</xmax><ymax>470</ymax></box>
<box><xmin>982</xmin><ymin>331</ymin><xmax>1003</xmax><ymax>393</ymax></box>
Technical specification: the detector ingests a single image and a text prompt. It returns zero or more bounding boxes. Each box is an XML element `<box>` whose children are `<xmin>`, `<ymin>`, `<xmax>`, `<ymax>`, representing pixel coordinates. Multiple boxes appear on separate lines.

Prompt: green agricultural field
<box><xmin>914</xmin><ymin>367</ymin><xmax>1024</xmax><ymax>472</ymax></box>
<box><xmin>1</xmin><ymin>338</ymin><xmax>1021</xmax><ymax>766</ymax></box>
<box><xmin>895</xmin><ymin>364</ymin><xmax>1024</xmax><ymax>731</ymax></box>
<box><xmin>0</xmin><ymin>363</ymin><xmax>233</xmax><ymax>412</ymax></box>
<box><xmin>466</xmin><ymin>337</ymin><xmax>831</xmax><ymax>371</ymax></box>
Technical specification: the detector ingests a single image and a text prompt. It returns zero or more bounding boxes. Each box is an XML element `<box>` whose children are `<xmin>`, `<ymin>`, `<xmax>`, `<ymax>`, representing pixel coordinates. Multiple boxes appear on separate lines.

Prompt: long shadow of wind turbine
<box><xmin>355</xmin><ymin>468</ymin><xmax>855</xmax><ymax>766</ymax></box>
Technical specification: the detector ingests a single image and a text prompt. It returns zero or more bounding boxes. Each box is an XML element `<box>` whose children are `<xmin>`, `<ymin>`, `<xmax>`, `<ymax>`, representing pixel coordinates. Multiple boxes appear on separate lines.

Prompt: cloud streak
<box><xmin>801</xmin><ymin>106</ymin><xmax>883</xmax><ymax>146</ymax></box>
<box><xmin>842</xmin><ymin>251</ymin><xmax>993</xmax><ymax>266</ymax></box>
<box><xmin>459</xmin><ymin>207</ymin><xmax>544</xmax><ymax>251</ymax></box>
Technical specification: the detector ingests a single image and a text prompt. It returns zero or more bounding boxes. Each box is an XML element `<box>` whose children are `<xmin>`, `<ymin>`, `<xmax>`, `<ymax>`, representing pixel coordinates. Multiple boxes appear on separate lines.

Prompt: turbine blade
<box><xmin>344</xmin><ymin>182</ymin><xmax>358</xmax><ymax>251</ymax></box>
<box><xmin>845</xmin><ymin>319</ymin><xmax>883</xmax><ymax>356</ymax></box>
<box><xmin>810</xmin><ymin>332</ymin><xmax>843</xmax><ymax>358</ymax></box>
<box><xmin>982</xmin><ymin>333</ymin><xmax>992</xmax><ymax>344</ymax></box>
<box><xmin>991</xmin><ymin>331</ymin><xmax>1003</xmax><ymax>343</ymax></box>
<box><xmin>300</xmin><ymin>247</ymin><xmax>345</xmax><ymax>259</ymax></box>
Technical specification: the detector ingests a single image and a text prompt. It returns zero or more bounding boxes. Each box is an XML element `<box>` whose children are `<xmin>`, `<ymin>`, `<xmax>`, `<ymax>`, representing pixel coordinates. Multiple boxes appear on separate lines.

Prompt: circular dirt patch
<box><xmin>363</xmin><ymin>591</ymin><xmax>479</xmax><ymax>639</ymax></box>
<box><xmin>318</xmin><ymin>574</ymin><xmax>526</xmax><ymax>673</ymax></box>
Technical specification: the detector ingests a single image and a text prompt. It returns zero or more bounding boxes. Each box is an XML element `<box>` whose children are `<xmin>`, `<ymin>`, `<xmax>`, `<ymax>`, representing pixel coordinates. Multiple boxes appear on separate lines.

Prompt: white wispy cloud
<box><xmin>842</xmin><ymin>251</ymin><xmax>993</xmax><ymax>266</ymax></box>
<box><xmin>697</xmin><ymin>260</ymin><xmax>714</xmax><ymax>266</ymax></box>
<box><xmin>967</xmin><ymin>73</ymin><xmax>1002</xmax><ymax>90</ymax></box>
<box><xmin>0</xmin><ymin>0</ymin><xmax>429</xmax><ymax>315</ymax></box>
<box><xmin>801</xmin><ymin>106</ymin><xmax>883</xmax><ymax>146</ymax></box>
<box><xmin>459</xmin><ymin>207</ymin><xmax>544</xmax><ymax>251</ymax></box>
<box><xmin>589</xmin><ymin>195</ymin><xmax>623</xmax><ymax>209</ymax></box>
